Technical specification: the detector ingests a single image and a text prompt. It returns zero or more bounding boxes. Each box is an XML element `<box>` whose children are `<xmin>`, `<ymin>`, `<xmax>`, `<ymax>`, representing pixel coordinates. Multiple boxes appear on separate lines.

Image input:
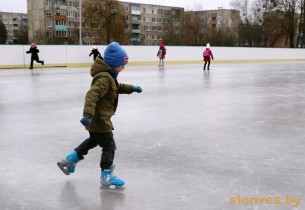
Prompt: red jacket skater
<box><xmin>203</xmin><ymin>48</ymin><xmax>214</xmax><ymax>62</ymax></box>
<box><xmin>157</xmin><ymin>43</ymin><xmax>166</xmax><ymax>59</ymax></box>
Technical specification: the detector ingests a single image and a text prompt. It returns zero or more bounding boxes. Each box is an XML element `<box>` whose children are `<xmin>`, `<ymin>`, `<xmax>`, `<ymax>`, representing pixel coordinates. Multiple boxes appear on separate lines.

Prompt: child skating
<box><xmin>157</xmin><ymin>42</ymin><xmax>166</xmax><ymax>68</ymax></box>
<box><xmin>203</xmin><ymin>43</ymin><xmax>214</xmax><ymax>71</ymax></box>
<box><xmin>57</xmin><ymin>42</ymin><xmax>142</xmax><ymax>191</ymax></box>
<box><xmin>26</xmin><ymin>43</ymin><xmax>44</xmax><ymax>70</ymax></box>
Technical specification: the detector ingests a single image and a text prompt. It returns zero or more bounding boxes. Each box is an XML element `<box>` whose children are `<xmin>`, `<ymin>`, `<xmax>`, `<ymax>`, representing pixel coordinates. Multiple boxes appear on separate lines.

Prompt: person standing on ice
<box><xmin>203</xmin><ymin>43</ymin><xmax>214</xmax><ymax>71</ymax></box>
<box><xmin>157</xmin><ymin>42</ymin><xmax>166</xmax><ymax>67</ymax></box>
<box><xmin>57</xmin><ymin>42</ymin><xmax>142</xmax><ymax>191</ymax></box>
<box><xmin>26</xmin><ymin>43</ymin><xmax>44</xmax><ymax>69</ymax></box>
<box><xmin>89</xmin><ymin>46</ymin><xmax>103</xmax><ymax>61</ymax></box>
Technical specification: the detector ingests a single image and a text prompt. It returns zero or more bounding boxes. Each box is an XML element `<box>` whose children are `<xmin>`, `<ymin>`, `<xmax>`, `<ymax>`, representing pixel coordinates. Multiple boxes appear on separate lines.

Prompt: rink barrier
<box><xmin>0</xmin><ymin>45</ymin><xmax>304</xmax><ymax>69</ymax></box>
<box><xmin>1</xmin><ymin>59</ymin><xmax>305</xmax><ymax>69</ymax></box>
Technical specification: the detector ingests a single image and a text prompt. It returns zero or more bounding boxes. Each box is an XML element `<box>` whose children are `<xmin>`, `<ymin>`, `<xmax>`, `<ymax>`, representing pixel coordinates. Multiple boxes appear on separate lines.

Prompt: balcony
<box><xmin>55</xmin><ymin>25</ymin><xmax>68</xmax><ymax>31</ymax></box>
<box><xmin>131</xmin><ymin>19</ymin><xmax>141</xmax><ymax>24</ymax></box>
<box><xmin>131</xmin><ymin>38</ymin><xmax>141</xmax><ymax>42</ymax></box>
<box><xmin>131</xmin><ymin>10</ymin><xmax>141</xmax><ymax>15</ymax></box>
<box><xmin>132</xmin><ymin>29</ymin><xmax>141</xmax><ymax>34</ymax></box>
<box><xmin>55</xmin><ymin>15</ymin><xmax>67</xmax><ymax>20</ymax></box>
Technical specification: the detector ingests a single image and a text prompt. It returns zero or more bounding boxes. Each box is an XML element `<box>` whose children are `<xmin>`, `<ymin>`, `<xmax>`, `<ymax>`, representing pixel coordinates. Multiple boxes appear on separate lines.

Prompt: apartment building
<box><xmin>120</xmin><ymin>2</ymin><xmax>183</xmax><ymax>45</ymax></box>
<box><xmin>0</xmin><ymin>12</ymin><xmax>28</xmax><ymax>44</ymax></box>
<box><xmin>27</xmin><ymin>0</ymin><xmax>81</xmax><ymax>44</ymax></box>
<box><xmin>191</xmin><ymin>8</ymin><xmax>240</xmax><ymax>34</ymax></box>
<box><xmin>27</xmin><ymin>0</ymin><xmax>183</xmax><ymax>45</ymax></box>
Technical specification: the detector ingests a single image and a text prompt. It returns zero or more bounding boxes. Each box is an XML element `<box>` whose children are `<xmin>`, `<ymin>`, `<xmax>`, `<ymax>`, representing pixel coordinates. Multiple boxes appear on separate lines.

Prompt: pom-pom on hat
<box><xmin>104</xmin><ymin>42</ymin><xmax>128</xmax><ymax>68</ymax></box>
<box><xmin>206</xmin><ymin>43</ymin><xmax>210</xmax><ymax>48</ymax></box>
<box><xmin>31</xmin><ymin>43</ymin><xmax>37</xmax><ymax>48</ymax></box>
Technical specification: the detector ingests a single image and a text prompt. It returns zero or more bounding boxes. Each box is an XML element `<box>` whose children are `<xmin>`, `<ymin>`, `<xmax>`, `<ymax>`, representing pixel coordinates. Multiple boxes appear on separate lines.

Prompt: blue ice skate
<box><xmin>57</xmin><ymin>151</ymin><xmax>79</xmax><ymax>175</ymax></box>
<box><xmin>100</xmin><ymin>165</ymin><xmax>125</xmax><ymax>191</ymax></box>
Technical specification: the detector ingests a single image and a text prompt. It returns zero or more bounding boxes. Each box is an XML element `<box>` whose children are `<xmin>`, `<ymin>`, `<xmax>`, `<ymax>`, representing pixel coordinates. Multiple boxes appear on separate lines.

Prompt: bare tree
<box><xmin>0</xmin><ymin>16</ymin><xmax>7</xmax><ymax>44</ymax></box>
<box><xmin>83</xmin><ymin>0</ymin><xmax>126</xmax><ymax>44</ymax></box>
<box><xmin>230</xmin><ymin>0</ymin><xmax>253</xmax><ymax>46</ymax></box>
<box><xmin>298</xmin><ymin>0</ymin><xmax>305</xmax><ymax>47</ymax></box>
<box><xmin>277</xmin><ymin>0</ymin><xmax>300</xmax><ymax>47</ymax></box>
<box><xmin>182</xmin><ymin>11</ymin><xmax>203</xmax><ymax>45</ymax></box>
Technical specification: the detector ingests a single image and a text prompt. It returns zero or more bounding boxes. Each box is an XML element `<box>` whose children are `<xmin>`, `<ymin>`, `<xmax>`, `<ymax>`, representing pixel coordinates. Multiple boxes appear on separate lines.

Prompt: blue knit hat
<box><xmin>104</xmin><ymin>42</ymin><xmax>128</xmax><ymax>67</ymax></box>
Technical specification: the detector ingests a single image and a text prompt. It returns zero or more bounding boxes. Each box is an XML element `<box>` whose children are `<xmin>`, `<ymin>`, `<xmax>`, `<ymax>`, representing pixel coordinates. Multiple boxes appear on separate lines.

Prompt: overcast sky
<box><xmin>0</xmin><ymin>0</ymin><xmax>232</xmax><ymax>13</ymax></box>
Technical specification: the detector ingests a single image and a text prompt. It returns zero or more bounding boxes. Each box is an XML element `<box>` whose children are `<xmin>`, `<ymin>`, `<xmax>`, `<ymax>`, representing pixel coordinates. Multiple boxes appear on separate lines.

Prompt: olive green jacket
<box><xmin>83</xmin><ymin>58</ymin><xmax>134</xmax><ymax>133</ymax></box>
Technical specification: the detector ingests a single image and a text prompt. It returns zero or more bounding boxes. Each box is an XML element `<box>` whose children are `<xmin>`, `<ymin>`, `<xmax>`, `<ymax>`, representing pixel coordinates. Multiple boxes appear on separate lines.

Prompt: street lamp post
<box><xmin>79</xmin><ymin>0</ymin><xmax>82</xmax><ymax>45</ymax></box>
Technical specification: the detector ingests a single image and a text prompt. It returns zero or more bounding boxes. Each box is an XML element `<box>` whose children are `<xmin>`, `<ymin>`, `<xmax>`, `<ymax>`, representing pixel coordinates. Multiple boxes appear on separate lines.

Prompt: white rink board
<box><xmin>0</xmin><ymin>44</ymin><xmax>304</xmax><ymax>67</ymax></box>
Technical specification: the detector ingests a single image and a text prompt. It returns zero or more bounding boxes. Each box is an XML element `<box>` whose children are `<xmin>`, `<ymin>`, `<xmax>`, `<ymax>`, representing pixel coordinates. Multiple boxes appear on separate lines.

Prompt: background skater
<box><xmin>89</xmin><ymin>46</ymin><xmax>103</xmax><ymax>61</ymax></box>
<box><xmin>57</xmin><ymin>42</ymin><xmax>142</xmax><ymax>191</ymax></box>
<box><xmin>26</xmin><ymin>43</ymin><xmax>44</xmax><ymax>69</ymax></box>
<box><xmin>203</xmin><ymin>43</ymin><xmax>214</xmax><ymax>71</ymax></box>
<box><xmin>157</xmin><ymin>42</ymin><xmax>166</xmax><ymax>68</ymax></box>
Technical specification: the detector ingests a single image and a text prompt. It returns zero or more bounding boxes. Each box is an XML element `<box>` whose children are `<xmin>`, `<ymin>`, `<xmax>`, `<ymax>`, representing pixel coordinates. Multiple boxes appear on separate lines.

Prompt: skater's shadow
<box><xmin>158</xmin><ymin>67</ymin><xmax>165</xmax><ymax>80</ymax></box>
<box><xmin>203</xmin><ymin>71</ymin><xmax>210</xmax><ymax>88</ymax></box>
<box><xmin>31</xmin><ymin>68</ymin><xmax>44</xmax><ymax>76</ymax></box>
<box><xmin>59</xmin><ymin>181</ymin><xmax>83</xmax><ymax>208</ymax></box>
<box><xmin>100</xmin><ymin>190</ymin><xmax>125</xmax><ymax>210</ymax></box>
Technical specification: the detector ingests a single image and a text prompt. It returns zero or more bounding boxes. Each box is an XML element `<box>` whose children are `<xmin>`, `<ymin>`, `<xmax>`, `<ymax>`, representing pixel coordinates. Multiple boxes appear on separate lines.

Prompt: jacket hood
<box><xmin>90</xmin><ymin>57</ymin><xmax>112</xmax><ymax>77</ymax></box>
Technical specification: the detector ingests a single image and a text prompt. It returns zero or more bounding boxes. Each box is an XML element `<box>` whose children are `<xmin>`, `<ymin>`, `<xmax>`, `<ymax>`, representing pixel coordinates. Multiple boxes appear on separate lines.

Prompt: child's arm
<box><xmin>118</xmin><ymin>83</ymin><xmax>142</xmax><ymax>94</ymax></box>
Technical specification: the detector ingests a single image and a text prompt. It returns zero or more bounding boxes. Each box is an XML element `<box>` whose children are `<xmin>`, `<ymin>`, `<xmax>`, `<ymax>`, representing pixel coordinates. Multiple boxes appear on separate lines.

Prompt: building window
<box><xmin>56</xmin><ymin>0</ymin><xmax>63</xmax><ymax>6</ymax></box>
<box><xmin>45</xmin><ymin>0</ymin><xmax>51</xmax><ymax>6</ymax></box>
<box><xmin>66</xmin><ymin>0</ymin><xmax>74</xmax><ymax>7</ymax></box>
<box><xmin>56</xmin><ymin>20</ymin><xmax>66</xmax><ymax>25</ymax></box>
<box><xmin>55</xmin><ymin>31</ymin><xmax>67</xmax><ymax>37</ymax></box>
<box><xmin>46</xmin><ymin>10</ymin><xmax>52</xmax><ymax>16</ymax></box>
<box><xmin>228</xmin><ymin>19</ymin><xmax>232</xmax><ymax>27</ymax></box>
<box><xmin>145</xmin><ymin>25</ymin><xmax>152</xmax><ymax>31</ymax></box>
<box><xmin>67</xmin><ymin>21</ymin><xmax>75</xmax><ymax>28</ymax></box>
<box><xmin>131</xmin><ymin>5</ymin><xmax>139</xmax><ymax>11</ymax></box>
<box><xmin>145</xmin><ymin>17</ymin><xmax>152</xmax><ymax>22</ymax></box>
<box><xmin>46</xmin><ymin>20</ymin><xmax>52</xmax><ymax>27</ymax></box>
<box><xmin>67</xmin><ymin>11</ymin><xmax>75</xmax><ymax>17</ymax></box>
<box><xmin>46</xmin><ymin>31</ymin><xmax>52</xmax><ymax>37</ymax></box>
<box><xmin>146</xmin><ymin>8</ymin><xmax>152</xmax><ymax>14</ymax></box>
<box><xmin>68</xmin><ymin>31</ymin><xmax>74</xmax><ymax>37</ymax></box>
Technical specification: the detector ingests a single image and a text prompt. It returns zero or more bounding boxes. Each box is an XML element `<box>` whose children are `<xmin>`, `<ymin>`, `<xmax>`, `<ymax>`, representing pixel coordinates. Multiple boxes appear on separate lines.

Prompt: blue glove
<box><xmin>80</xmin><ymin>115</ymin><xmax>92</xmax><ymax>126</ymax></box>
<box><xmin>132</xmin><ymin>86</ymin><xmax>142</xmax><ymax>93</ymax></box>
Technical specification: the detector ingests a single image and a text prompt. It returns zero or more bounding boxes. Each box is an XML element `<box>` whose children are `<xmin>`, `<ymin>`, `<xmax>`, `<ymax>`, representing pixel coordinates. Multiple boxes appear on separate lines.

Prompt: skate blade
<box><xmin>100</xmin><ymin>185</ymin><xmax>125</xmax><ymax>193</ymax></box>
<box><xmin>57</xmin><ymin>162</ymin><xmax>70</xmax><ymax>175</ymax></box>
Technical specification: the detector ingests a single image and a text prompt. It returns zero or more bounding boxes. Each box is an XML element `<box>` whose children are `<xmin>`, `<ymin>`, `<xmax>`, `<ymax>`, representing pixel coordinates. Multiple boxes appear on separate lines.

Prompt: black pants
<box><xmin>204</xmin><ymin>61</ymin><xmax>210</xmax><ymax>70</ymax></box>
<box><xmin>30</xmin><ymin>59</ymin><xmax>43</xmax><ymax>68</ymax></box>
<box><xmin>75</xmin><ymin>132</ymin><xmax>116</xmax><ymax>170</ymax></box>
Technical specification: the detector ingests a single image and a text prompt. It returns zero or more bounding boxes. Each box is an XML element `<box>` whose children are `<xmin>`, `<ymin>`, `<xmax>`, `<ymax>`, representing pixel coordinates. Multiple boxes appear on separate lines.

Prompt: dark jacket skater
<box><xmin>26</xmin><ymin>43</ymin><xmax>44</xmax><ymax>69</ymax></box>
<box><xmin>89</xmin><ymin>46</ymin><xmax>103</xmax><ymax>61</ymax></box>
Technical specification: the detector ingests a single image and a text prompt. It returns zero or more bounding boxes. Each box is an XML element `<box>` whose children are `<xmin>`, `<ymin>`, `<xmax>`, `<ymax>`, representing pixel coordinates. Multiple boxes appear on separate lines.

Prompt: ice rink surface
<box><xmin>1</xmin><ymin>62</ymin><xmax>305</xmax><ymax>210</ymax></box>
